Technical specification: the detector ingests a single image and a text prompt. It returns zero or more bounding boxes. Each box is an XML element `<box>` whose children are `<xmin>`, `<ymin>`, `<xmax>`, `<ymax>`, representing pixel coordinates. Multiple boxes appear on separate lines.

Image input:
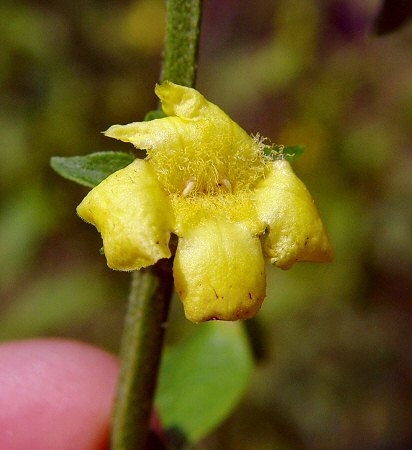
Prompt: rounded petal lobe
<box><xmin>155</xmin><ymin>81</ymin><xmax>207</xmax><ymax>119</ymax></box>
<box><xmin>255</xmin><ymin>160</ymin><xmax>333</xmax><ymax>269</ymax></box>
<box><xmin>77</xmin><ymin>159</ymin><xmax>174</xmax><ymax>271</ymax></box>
<box><xmin>104</xmin><ymin>117</ymin><xmax>186</xmax><ymax>153</ymax></box>
<box><xmin>173</xmin><ymin>221</ymin><xmax>266</xmax><ymax>323</ymax></box>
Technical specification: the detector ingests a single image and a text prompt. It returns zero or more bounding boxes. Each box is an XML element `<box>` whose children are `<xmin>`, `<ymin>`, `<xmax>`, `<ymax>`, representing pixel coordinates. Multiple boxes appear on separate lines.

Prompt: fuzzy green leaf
<box><xmin>156</xmin><ymin>321</ymin><xmax>253</xmax><ymax>444</ymax></box>
<box><xmin>50</xmin><ymin>151</ymin><xmax>135</xmax><ymax>187</ymax></box>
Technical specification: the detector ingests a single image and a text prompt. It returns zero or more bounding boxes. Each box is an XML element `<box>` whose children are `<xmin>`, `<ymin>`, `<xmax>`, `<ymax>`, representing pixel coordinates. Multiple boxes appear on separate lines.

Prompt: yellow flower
<box><xmin>77</xmin><ymin>81</ymin><xmax>332</xmax><ymax>323</ymax></box>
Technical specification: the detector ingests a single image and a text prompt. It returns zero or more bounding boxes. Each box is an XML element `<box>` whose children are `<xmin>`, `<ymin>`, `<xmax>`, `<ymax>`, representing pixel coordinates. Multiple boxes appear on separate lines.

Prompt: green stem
<box><xmin>110</xmin><ymin>1</ymin><xmax>203</xmax><ymax>449</ymax></box>
<box><xmin>111</xmin><ymin>265</ymin><xmax>174</xmax><ymax>450</ymax></box>
<box><xmin>161</xmin><ymin>0</ymin><xmax>203</xmax><ymax>87</ymax></box>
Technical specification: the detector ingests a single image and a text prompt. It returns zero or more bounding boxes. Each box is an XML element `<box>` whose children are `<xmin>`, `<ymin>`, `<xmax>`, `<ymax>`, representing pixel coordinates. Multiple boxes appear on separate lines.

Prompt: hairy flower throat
<box><xmin>145</xmin><ymin>123</ymin><xmax>266</xmax><ymax>197</ymax></box>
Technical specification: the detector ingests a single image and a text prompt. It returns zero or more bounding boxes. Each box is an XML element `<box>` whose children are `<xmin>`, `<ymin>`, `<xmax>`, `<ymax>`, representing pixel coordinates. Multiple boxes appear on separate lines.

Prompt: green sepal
<box><xmin>264</xmin><ymin>144</ymin><xmax>305</xmax><ymax>162</ymax></box>
<box><xmin>50</xmin><ymin>151</ymin><xmax>135</xmax><ymax>188</ymax></box>
<box><xmin>144</xmin><ymin>109</ymin><xmax>167</xmax><ymax>121</ymax></box>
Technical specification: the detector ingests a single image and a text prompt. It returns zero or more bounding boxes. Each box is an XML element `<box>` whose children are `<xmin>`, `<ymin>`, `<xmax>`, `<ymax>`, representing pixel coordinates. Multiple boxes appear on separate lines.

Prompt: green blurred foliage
<box><xmin>1</xmin><ymin>0</ymin><xmax>412</xmax><ymax>448</ymax></box>
<box><xmin>156</xmin><ymin>321</ymin><xmax>253</xmax><ymax>444</ymax></box>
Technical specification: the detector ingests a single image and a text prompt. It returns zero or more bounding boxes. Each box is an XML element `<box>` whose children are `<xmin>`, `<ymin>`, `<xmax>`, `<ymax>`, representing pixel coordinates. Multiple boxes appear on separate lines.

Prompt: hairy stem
<box><xmin>111</xmin><ymin>265</ymin><xmax>174</xmax><ymax>450</ymax></box>
<box><xmin>110</xmin><ymin>1</ymin><xmax>203</xmax><ymax>449</ymax></box>
<box><xmin>162</xmin><ymin>0</ymin><xmax>203</xmax><ymax>87</ymax></box>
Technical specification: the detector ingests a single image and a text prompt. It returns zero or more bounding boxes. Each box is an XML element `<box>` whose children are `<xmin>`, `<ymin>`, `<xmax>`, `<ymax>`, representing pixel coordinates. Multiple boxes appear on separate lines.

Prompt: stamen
<box><xmin>222</xmin><ymin>178</ymin><xmax>232</xmax><ymax>191</ymax></box>
<box><xmin>182</xmin><ymin>178</ymin><xmax>196</xmax><ymax>197</ymax></box>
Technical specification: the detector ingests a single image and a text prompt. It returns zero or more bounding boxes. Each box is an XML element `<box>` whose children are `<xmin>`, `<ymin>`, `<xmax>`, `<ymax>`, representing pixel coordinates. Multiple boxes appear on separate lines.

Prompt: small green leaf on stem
<box><xmin>50</xmin><ymin>151</ymin><xmax>135</xmax><ymax>188</ymax></box>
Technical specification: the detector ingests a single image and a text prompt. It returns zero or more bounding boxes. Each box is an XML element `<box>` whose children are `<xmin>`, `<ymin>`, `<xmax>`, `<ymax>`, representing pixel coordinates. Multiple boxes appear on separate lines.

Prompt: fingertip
<box><xmin>0</xmin><ymin>338</ymin><xmax>119</xmax><ymax>450</ymax></box>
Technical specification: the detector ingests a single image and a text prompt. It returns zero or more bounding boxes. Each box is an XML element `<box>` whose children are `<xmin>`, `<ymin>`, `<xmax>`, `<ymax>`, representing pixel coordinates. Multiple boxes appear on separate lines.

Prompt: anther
<box><xmin>182</xmin><ymin>178</ymin><xmax>196</xmax><ymax>197</ymax></box>
<box><xmin>222</xmin><ymin>178</ymin><xmax>232</xmax><ymax>191</ymax></box>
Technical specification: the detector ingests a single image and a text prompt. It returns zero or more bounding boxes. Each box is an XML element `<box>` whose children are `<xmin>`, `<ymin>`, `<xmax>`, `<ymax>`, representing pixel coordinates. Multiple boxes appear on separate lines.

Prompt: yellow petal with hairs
<box><xmin>105</xmin><ymin>81</ymin><xmax>265</xmax><ymax>198</ymax></box>
<box><xmin>173</xmin><ymin>220</ymin><xmax>266</xmax><ymax>323</ymax></box>
<box><xmin>255</xmin><ymin>160</ymin><xmax>333</xmax><ymax>269</ymax></box>
<box><xmin>77</xmin><ymin>158</ymin><xmax>174</xmax><ymax>271</ymax></box>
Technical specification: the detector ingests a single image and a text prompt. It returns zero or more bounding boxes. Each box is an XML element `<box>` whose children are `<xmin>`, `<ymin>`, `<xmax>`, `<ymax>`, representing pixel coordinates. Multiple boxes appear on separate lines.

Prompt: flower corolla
<box><xmin>77</xmin><ymin>82</ymin><xmax>332</xmax><ymax>322</ymax></box>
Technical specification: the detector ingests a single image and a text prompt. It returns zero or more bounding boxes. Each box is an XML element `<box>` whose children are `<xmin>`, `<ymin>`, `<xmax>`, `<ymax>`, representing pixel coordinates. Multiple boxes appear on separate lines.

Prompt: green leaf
<box><xmin>155</xmin><ymin>321</ymin><xmax>253</xmax><ymax>443</ymax></box>
<box><xmin>264</xmin><ymin>144</ymin><xmax>305</xmax><ymax>162</ymax></box>
<box><xmin>50</xmin><ymin>151</ymin><xmax>135</xmax><ymax>187</ymax></box>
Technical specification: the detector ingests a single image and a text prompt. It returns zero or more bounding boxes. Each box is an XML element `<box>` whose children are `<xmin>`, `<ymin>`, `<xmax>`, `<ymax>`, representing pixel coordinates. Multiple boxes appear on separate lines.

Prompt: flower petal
<box><xmin>77</xmin><ymin>159</ymin><xmax>174</xmax><ymax>271</ymax></box>
<box><xmin>173</xmin><ymin>220</ymin><xmax>266</xmax><ymax>323</ymax></box>
<box><xmin>170</xmin><ymin>192</ymin><xmax>264</xmax><ymax>237</ymax></box>
<box><xmin>104</xmin><ymin>116</ymin><xmax>187</xmax><ymax>154</ymax></box>
<box><xmin>155</xmin><ymin>81</ymin><xmax>207</xmax><ymax>119</ymax></box>
<box><xmin>104</xmin><ymin>82</ymin><xmax>265</xmax><ymax>196</ymax></box>
<box><xmin>255</xmin><ymin>160</ymin><xmax>333</xmax><ymax>269</ymax></box>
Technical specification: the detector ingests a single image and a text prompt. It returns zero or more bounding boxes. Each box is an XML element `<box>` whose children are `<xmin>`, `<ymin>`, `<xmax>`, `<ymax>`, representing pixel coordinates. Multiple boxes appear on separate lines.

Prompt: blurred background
<box><xmin>1</xmin><ymin>0</ymin><xmax>412</xmax><ymax>448</ymax></box>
